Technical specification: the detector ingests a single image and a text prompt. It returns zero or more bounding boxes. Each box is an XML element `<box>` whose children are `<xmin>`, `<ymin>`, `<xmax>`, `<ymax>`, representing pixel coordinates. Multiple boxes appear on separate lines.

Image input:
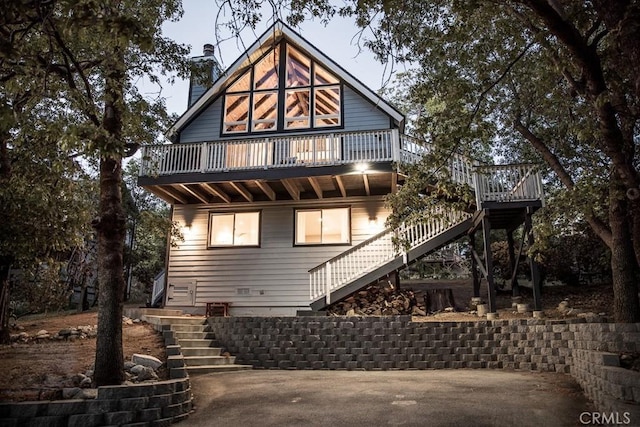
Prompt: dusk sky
<box><xmin>154</xmin><ymin>0</ymin><xmax>394</xmax><ymax>118</ymax></box>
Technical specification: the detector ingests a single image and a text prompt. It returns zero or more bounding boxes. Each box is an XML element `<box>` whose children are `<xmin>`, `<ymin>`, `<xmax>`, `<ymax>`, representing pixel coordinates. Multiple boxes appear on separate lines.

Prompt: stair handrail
<box><xmin>309</xmin><ymin>207</ymin><xmax>472</xmax><ymax>302</ymax></box>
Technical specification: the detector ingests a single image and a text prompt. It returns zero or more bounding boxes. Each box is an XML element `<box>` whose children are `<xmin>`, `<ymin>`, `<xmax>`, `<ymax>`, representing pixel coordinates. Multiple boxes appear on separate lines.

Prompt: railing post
<box><xmin>200</xmin><ymin>143</ymin><xmax>208</xmax><ymax>173</ymax></box>
<box><xmin>473</xmin><ymin>168</ymin><xmax>482</xmax><ymax>208</ymax></box>
<box><xmin>391</xmin><ymin>129</ymin><xmax>400</xmax><ymax>163</ymax></box>
<box><xmin>325</xmin><ymin>262</ymin><xmax>331</xmax><ymax>305</ymax></box>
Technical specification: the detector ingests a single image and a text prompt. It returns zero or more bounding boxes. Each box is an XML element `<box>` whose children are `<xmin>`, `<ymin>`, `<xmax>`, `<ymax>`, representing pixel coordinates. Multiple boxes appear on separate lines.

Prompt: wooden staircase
<box><xmin>309</xmin><ymin>161</ymin><xmax>544</xmax><ymax>311</ymax></box>
<box><xmin>145</xmin><ymin>315</ymin><xmax>252</xmax><ymax>376</ymax></box>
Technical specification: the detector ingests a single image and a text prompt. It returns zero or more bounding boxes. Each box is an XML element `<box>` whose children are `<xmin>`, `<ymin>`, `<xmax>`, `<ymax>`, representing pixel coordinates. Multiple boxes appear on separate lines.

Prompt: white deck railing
<box><xmin>474</xmin><ymin>164</ymin><xmax>544</xmax><ymax>204</ymax></box>
<box><xmin>309</xmin><ymin>208</ymin><xmax>471</xmax><ymax>303</ymax></box>
<box><xmin>140</xmin><ymin>129</ymin><xmax>399</xmax><ymax>176</ymax></box>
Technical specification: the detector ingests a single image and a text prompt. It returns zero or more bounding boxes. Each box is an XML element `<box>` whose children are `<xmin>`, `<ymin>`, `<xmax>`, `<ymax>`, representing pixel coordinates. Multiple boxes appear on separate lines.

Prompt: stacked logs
<box><xmin>327</xmin><ymin>282</ymin><xmax>427</xmax><ymax>316</ymax></box>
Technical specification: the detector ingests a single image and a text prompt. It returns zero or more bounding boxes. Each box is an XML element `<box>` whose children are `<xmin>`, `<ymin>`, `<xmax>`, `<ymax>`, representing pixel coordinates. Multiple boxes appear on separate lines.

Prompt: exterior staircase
<box><xmin>309</xmin><ymin>157</ymin><xmax>545</xmax><ymax>311</ymax></box>
<box><xmin>144</xmin><ymin>315</ymin><xmax>252</xmax><ymax>376</ymax></box>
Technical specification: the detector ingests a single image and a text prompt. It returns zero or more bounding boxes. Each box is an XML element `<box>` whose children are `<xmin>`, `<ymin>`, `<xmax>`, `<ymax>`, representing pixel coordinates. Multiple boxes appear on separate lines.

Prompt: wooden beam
<box><xmin>481</xmin><ymin>216</ymin><xmax>497</xmax><ymax>314</ymax></box>
<box><xmin>152</xmin><ymin>186</ymin><xmax>188</xmax><ymax>205</ymax></box>
<box><xmin>179</xmin><ymin>184</ymin><xmax>209</xmax><ymax>204</ymax></box>
<box><xmin>201</xmin><ymin>183</ymin><xmax>231</xmax><ymax>204</ymax></box>
<box><xmin>281</xmin><ymin>178</ymin><xmax>300</xmax><ymax>201</ymax></box>
<box><xmin>229</xmin><ymin>182</ymin><xmax>253</xmax><ymax>202</ymax></box>
<box><xmin>334</xmin><ymin>175</ymin><xmax>347</xmax><ymax>197</ymax></box>
<box><xmin>391</xmin><ymin>172</ymin><xmax>398</xmax><ymax>194</ymax></box>
<box><xmin>308</xmin><ymin>177</ymin><xmax>323</xmax><ymax>199</ymax></box>
<box><xmin>254</xmin><ymin>180</ymin><xmax>276</xmax><ymax>201</ymax></box>
<box><xmin>363</xmin><ymin>173</ymin><xmax>370</xmax><ymax>196</ymax></box>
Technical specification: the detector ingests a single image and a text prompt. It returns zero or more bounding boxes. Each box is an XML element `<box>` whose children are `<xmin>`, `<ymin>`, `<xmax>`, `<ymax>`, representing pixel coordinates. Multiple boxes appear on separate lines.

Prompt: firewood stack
<box><xmin>327</xmin><ymin>282</ymin><xmax>428</xmax><ymax>316</ymax></box>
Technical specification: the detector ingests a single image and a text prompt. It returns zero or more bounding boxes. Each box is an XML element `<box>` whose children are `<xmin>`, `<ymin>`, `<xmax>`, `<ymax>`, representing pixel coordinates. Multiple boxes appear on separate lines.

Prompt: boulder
<box><xmin>130</xmin><ymin>364</ymin><xmax>146</xmax><ymax>375</ymax></box>
<box><xmin>132</xmin><ymin>353</ymin><xmax>163</xmax><ymax>370</ymax></box>
<box><xmin>135</xmin><ymin>366</ymin><xmax>159</xmax><ymax>382</ymax></box>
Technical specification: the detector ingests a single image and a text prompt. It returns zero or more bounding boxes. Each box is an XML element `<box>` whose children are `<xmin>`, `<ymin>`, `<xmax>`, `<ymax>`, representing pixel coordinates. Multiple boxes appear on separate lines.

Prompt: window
<box><xmin>295</xmin><ymin>207</ymin><xmax>350</xmax><ymax>245</ymax></box>
<box><xmin>222</xmin><ymin>42</ymin><xmax>341</xmax><ymax>135</ymax></box>
<box><xmin>209</xmin><ymin>212</ymin><xmax>260</xmax><ymax>247</ymax></box>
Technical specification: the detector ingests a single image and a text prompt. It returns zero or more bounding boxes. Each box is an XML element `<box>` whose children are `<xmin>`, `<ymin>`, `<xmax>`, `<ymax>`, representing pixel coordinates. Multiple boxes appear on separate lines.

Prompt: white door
<box><xmin>166</xmin><ymin>281</ymin><xmax>196</xmax><ymax>306</ymax></box>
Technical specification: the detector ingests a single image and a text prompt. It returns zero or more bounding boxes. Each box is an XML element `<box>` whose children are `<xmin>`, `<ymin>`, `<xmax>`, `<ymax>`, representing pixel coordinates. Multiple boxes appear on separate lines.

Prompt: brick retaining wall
<box><xmin>0</xmin><ymin>377</ymin><xmax>192</xmax><ymax>427</ymax></box>
<box><xmin>208</xmin><ymin>316</ymin><xmax>640</xmax><ymax>418</ymax></box>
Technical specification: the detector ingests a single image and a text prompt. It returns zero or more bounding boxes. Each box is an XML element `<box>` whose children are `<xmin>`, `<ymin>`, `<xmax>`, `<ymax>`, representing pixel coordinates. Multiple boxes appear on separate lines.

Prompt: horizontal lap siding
<box><xmin>342</xmin><ymin>86</ymin><xmax>391</xmax><ymax>131</ymax></box>
<box><xmin>166</xmin><ymin>198</ymin><xmax>390</xmax><ymax>314</ymax></box>
<box><xmin>179</xmin><ymin>98</ymin><xmax>223</xmax><ymax>143</ymax></box>
<box><xmin>178</xmin><ymin>86</ymin><xmax>391</xmax><ymax>144</ymax></box>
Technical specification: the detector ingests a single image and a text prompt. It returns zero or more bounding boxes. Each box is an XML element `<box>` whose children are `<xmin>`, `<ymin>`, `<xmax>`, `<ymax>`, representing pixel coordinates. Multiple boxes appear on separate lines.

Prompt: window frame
<box><xmin>293</xmin><ymin>206</ymin><xmax>351</xmax><ymax>246</ymax></box>
<box><xmin>221</xmin><ymin>41</ymin><xmax>343</xmax><ymax>137</ymax></box>
<box><xmin>207</xmin><ymin>211</ymin><xmax>262</xmax><ymax>248</ymax></box>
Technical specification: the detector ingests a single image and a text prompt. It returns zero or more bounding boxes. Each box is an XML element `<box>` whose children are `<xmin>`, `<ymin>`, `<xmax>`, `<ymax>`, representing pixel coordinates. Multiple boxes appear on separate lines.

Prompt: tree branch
<box><xmin>514</xmin><ymin>118</ymin><xmax>612</xmax><ymax>247</ymax></box>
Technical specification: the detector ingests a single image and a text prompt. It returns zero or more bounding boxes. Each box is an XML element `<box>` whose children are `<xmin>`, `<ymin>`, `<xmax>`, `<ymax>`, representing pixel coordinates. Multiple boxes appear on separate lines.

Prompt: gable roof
<box><xmin>167</xmin><ymin>20</ymin><xmax>405</xmax><ymax>140</ymax></box>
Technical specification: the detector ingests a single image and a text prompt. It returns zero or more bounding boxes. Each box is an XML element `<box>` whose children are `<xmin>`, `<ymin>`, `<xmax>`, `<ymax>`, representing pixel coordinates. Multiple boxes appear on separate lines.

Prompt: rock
<box><xmin>134</xmin><ymin>366</ymin><xmax>159</xmax><ymax>381</ymax></box>
<box><xmin>132</xmin><ymin>353</ymin><xmax>163</xmax><ymax>370</ymax></box>
<box><xmin>558</xmin><ymin>300</ymin><xmax>570</xmax><ymax>313</ymax></box>
<box><xmin>80</xmin><ymin>377</ymin><xmax>92</xmax><ymax>388</ymax></box>
<box><xmin>58</xmin><ymin>329</ymin><xmax>72</xmax><ymax>337</ymax></box>
<box><xmin>345</xmin><ymin>308</ymin><xmax>356</xmax><ymax>316</ymax></box>
<box><xmin>130</xmin><ymin>364</ymin><xmax>146</xmax><ymax>375</ymax></box>
<box><xmin>132</xmin><ymin>318</ymin><xmax>141</xmax><ymax>323</ymax></box>
<box><xmin>124</xmin><ymin>361</ymin><xmax>137</xmax><ymax>371</ymax></box>
<box><xmin>72</xmin><ymin>374</ymin><xmax>87</xmax><ymax>387</ymax></box>
<box><xmin>123</xmin><ymin>317</ymin><xmax>134</xmax><ymax>326</ymax></box>
<box><xmin>85</xmin><ymin>370</ymin><xmax>94</xmax><ymax>378</ymax></box>
<box><xmin>444</xmin><ymin>307</ymin><xmax>455</xmax><ymax>312</ymax></box>
<box><xmin>62</xmin><ymin>387</ymin><xmax>83</xmax><ymax>399</ymax></box>
<box><xmin>36</xmin><ymin>329</ymin><xmax>48</xmax><ymax>336</ymax></box>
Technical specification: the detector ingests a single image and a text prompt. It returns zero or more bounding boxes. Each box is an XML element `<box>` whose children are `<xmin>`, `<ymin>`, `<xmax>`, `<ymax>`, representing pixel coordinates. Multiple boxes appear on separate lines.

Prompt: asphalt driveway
<box><xmin>185</xmin><ymin>370</ymin><xmax>591</xmax><ymax>427</ymax></box>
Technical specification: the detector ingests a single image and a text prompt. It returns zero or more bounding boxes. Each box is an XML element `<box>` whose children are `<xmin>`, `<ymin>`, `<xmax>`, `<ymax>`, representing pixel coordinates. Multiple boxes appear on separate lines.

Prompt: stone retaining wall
<box><xmin>208</xmin><ymin>316</ymin><xmax>640</xmax><ymax>418</ymax></box>
<box><xmin>0</xmin><ymin>376</ymin><xmax>192</xmax><ymax>427</ymax></box>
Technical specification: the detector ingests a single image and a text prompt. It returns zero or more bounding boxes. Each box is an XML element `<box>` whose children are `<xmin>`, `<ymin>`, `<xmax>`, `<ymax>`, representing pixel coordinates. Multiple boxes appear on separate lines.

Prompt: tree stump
<box><xmin>424</xmin><ymin>288</ymin><xmax>456</xmax><ymax>313</ymax></box>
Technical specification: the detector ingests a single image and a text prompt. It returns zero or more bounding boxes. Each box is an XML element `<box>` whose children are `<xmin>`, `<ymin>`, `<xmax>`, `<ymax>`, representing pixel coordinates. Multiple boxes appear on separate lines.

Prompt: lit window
<box><xmin>209</xmin><ymin>212</ymin><xmax>260</xmax><ymax>247</ymax></box>
<box><xmin>295</xmin><ymin>207</ymin><xmax>350</xmax><ymax>245</ymax></box>
<box><xmin>222</xmin><ymin>42</ymin><xmax>341</xmax><ymax>135</ymax></box>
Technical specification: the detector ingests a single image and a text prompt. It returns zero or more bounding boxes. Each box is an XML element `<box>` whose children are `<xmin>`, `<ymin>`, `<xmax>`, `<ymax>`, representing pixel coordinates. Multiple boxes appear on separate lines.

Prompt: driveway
<box><xmin>185</xmin><ymin>370</ymin><xmax>591</xmax><ymax>427</ymax></box>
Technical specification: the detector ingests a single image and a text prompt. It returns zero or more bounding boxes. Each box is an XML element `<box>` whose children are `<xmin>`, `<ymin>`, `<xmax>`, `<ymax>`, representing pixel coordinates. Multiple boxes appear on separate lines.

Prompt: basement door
<box><xmin>166</xmin><ymin>281</ymin><xmax>196</xmax><ymax>306</ymax></box>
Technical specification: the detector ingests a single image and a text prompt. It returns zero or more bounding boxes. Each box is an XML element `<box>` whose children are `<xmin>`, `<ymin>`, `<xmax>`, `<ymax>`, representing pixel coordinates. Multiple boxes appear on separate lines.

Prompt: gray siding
<box><xmin>179</xmin><ymin>98</ymin><xmax>223</xmax><ymax>143</ymax></box>
<box><xmin>179</xmin><ymin>86</ymin><xmax>392</xmax><ymax>144</ymax></box>
<box><xmin>188</xmin><ymin>84</ymin><xmax>207</xmax><ymax>108</ymax></box>
<box><xmin>166</xmin><ymin>197</ymin><xmax>390</xmax><ymax>315</ymax></box>
<box><xmin>342</xmin><ymin>86</ymin><xmax>390</xmax><ymax>131</ymax></box>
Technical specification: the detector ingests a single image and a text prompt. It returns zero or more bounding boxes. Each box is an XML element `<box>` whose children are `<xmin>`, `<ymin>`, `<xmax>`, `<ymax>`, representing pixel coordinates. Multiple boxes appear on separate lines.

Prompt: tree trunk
<box><xmin>93</xmin><ymin>41</ymin><xmax>127</xmax><ymax>386</ymax></box>
<box><xmin>424</xmin><ymin>288</ymin><xmax>456</xmax><ymax>313</ymax></box>
<box><xmin>0</xmin><ymin>259</ymin><xmax>12</xmax><ymax>344</ymax></box>
<box><xmin>609</xmin><ymin>175</ymin><xmax>640</xmax><ymax>323</ymax></box>
<box><xmin>93</xmin><ymin>155</ymin><xmax>126</xmax><ymax>386</ymax></box>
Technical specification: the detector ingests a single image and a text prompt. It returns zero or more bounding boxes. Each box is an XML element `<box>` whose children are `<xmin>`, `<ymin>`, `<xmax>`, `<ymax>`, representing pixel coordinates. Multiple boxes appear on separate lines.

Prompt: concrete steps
<box><xmin>149</xmin><ymin>314</ymin><xmax>252</xmax><ymax>377</ymax></box>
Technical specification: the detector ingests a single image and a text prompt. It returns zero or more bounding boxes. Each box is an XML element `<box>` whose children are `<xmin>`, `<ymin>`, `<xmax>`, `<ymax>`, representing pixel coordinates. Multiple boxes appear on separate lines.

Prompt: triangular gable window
<box><xmin>223</xmin><ymin>41</ymin><xmax>341</xmax><ymax>135</ymax></box>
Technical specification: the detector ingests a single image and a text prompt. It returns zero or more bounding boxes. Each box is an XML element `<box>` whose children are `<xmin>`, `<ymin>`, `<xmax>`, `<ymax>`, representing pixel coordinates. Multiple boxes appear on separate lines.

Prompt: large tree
<box><xmin>217</xmin><ymin>0</ymin><xmax>640</xmax><ymax>322</ymax></box>
<box><xmin>0</xmin><ymin>0</ymin><xmax>189</xmax><ymax>384</ymax></box>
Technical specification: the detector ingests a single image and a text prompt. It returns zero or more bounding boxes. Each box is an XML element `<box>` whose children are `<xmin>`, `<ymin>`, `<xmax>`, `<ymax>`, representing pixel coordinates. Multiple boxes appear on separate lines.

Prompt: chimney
<box><xmin>203</xmin><ymin>43</ymin><xmax>215</xmax><ymax>57</ymax></box>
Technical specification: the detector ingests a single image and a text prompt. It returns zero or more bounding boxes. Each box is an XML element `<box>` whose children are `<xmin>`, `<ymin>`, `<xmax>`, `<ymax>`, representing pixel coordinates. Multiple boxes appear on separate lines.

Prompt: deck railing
<box><xmin>309</xmin><ymin>208</ymin><xmax>471</xmax><ymax>303</ymax></box>
<box><xmin>474</xmin><ymin>164</ymin><xmax>544</xmax><ymax>204</ymax></box>
<box><xmin>140</xmin><ymin>129</ymin><xmax>399</xmax><ymax>176</ymax></box>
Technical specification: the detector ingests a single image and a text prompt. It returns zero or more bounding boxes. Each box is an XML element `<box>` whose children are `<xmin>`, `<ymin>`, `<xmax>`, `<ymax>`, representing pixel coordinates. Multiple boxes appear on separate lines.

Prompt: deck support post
<box><xmin>481</xmin><ymin>214</ymin><xmax>497</xmax><ymax>314</ymax></box>
<box><xmin>469</xmin><ymin>233</ymin><xmax>481</xmax><ymax>298</ymax></box>
<box><xmin>507</xmin><ymin>230</ymin><xmax>521</xmax><ymax>297</ymax></box>
<box><xmin>525</xmin><ymin>208</ymin><xmax>542</xmax><ymax>311</ymax></box>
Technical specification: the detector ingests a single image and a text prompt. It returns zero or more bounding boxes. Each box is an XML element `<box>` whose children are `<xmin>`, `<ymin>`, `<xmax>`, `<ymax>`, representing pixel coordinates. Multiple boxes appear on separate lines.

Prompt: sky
<box><xmin>153</xmin><ymin>0</ymin><xmax>394</xmax><ymax>117</ymax></box>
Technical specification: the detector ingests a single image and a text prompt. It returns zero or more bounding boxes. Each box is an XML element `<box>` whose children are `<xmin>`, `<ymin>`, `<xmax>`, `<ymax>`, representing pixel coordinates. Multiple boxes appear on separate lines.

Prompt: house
<box><xmin>138</xmin><ymin>21</ymin><xmax>544</xmax><ymax>316</ymax></box>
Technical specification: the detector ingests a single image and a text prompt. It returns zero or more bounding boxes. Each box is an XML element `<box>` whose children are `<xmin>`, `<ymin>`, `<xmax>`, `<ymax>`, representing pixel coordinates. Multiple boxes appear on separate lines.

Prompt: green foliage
<box><xmin>11</xmin><ymin>260</ymin><xmax>72</xmax><ymax>317</ymax></box>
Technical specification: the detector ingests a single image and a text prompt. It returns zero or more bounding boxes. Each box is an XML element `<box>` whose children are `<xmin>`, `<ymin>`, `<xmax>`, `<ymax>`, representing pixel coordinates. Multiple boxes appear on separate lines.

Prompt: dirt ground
<box><xmin>0</xmin><ymin>282</ymin><xmax>617</xmax><ymax>402</ymax></box>
<box><xmin>404</xmin><ymin>279</ymin><xmax>614</xmax><ymax>322</ymax></box>
<box><xmin>0</xmin><ymin>309</ymin><xmax>166</xmax><ymax>402</ymax></box>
